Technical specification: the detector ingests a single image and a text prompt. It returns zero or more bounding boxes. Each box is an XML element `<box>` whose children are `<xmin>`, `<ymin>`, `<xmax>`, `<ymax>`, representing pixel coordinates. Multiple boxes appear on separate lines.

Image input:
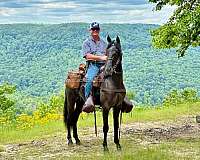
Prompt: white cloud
<box><xmin>55</xmin><ymin>4</ymin><xmax>176</xmax><ymax>25</ymax></box>
<box><xmin>0</xmin><ymin>8</ymin><xmax>18</xmax><ymax>17</ymax></box>
<box><xmin>0</xmin><ymin>1</ymin><xmax>177</xmax><ymax>24</ymax></box>
<box><xmin>38</xmin><ymin>2</ymin><xmax>79</xmax><ymax>9</ymax></box>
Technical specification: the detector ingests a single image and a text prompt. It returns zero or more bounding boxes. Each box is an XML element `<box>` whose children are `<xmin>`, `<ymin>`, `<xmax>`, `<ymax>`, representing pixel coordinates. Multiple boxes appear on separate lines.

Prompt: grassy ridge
<box><xmin>1</xmin><ymin>102</ymin><xmax>200</xmax><ymax>145</ymax></box>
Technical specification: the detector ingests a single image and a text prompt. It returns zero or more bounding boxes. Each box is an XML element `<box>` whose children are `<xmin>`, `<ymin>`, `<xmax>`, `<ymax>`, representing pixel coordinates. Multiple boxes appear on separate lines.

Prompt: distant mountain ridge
<box><xmin>0</xmin><ymin>23</ymin><xmax>199</xmax><ymax>104</ymax></box>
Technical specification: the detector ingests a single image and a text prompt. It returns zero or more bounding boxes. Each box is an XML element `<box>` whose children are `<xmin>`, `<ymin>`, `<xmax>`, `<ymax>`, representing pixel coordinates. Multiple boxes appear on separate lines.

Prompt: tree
<box><xmin>149</xmin><ymin>0</ymin><xmax>200</xmax><ymax>57</ymax></box>
<box><xmin>0</xmin><ymin>83</ymin><xmax>16</xmax><ymax>115</ymax></box>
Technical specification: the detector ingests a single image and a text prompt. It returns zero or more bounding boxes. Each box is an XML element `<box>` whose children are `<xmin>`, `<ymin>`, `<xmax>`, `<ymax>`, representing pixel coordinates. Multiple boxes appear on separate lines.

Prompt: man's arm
<box><xmin>85</xmin><ymin>53</ymin><xmax>107</xmax><ymax>61</ymax></box>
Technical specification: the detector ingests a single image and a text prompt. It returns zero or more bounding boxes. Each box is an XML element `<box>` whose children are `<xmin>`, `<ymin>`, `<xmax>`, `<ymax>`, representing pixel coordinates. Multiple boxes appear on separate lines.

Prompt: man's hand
<box><xmin>100</xmin><ymin>55</ymin><xmax>107</xmax><ymax>61</ymax></box>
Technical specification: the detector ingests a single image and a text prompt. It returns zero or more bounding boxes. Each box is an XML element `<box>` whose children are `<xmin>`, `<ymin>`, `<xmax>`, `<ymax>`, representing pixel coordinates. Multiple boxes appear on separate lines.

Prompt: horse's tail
<box><xmin>63</xmin><ymin>89</ymin><xmax>68</xmax><ymax>128</ymax></box>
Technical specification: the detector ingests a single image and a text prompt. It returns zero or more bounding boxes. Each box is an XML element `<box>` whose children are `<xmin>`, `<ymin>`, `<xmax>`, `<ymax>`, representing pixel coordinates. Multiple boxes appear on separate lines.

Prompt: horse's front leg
<box><xmin>113</xmin><ymin>106</ymin><xmax>121</xmax><ymax>150</ymax></box>
<box><xmin>103</xmin><ymin>108</ymin><xmax>109</xmax><ymax>151</ymax></box>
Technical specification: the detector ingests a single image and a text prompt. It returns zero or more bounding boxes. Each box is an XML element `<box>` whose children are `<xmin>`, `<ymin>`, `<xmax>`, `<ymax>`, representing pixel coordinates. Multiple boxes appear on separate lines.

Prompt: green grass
<box><xmin>1</xmin><ymin>102</ymin><xmax>200</xmax><ymax>145</ymax></box>
<box><xmin>72</xmin><ymin>147</ymin><xmax>174</xmax><ymax>160</ymax></box>
<box><xmin>0</xmin><ymin>120</ymin><xmax>65</xmax><ymax>144</ymax></box>
<box><xmin>62</xmin><ymin>137</ymin><xmax>200</xmax><ymax>160</ymax></box>
<box><xmin>124</xmin><ymin>102</ymin><xmax>200</xmax><ymax>122</ymax></box>
<box><xmin>54</xmin><ymin>137</ymin><xmax>199</xmax><ymax>160</ymax></box>
<box><xmin>0</xmin><ymin>145</ymin><xmax>5</xmax><ymax>152</ymax></box>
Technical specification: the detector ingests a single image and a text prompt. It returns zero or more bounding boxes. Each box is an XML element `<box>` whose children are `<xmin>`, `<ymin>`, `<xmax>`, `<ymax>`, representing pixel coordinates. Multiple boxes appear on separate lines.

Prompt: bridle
<box><xmin>107</xmin><ymin>57</ymin><xmax>121</xmax><ymax>74</ymax></box>
<box><xmin>105</xmin><ymin>41</ymin><xmax>122</xmax><ymax>76</ymax></box>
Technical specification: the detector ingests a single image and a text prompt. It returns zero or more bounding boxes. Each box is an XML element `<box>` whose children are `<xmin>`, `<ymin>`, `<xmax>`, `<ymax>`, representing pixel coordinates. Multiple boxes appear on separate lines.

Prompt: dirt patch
<box><xmin>124</xmin><ymin>116</ymin><xmax>200</xmax><ymax>140</ymax></box>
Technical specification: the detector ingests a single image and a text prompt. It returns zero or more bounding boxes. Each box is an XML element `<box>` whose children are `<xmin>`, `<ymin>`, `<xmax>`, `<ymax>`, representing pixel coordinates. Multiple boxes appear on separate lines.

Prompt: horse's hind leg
<box><xmin>64</xmin><ymin>89</ymin><xmax>75</xmax><ymax>145</ymax></box>
<box><xmin>72</xmin><ymin>100</ymin><xmax>83</xmax><ymax>145</ymax></box>
<box><xmin>67</xmin><ymin>125</ymin><xmax>73</xmax><ymax>145</ymax></box>
<box><xmin>65</xmin><ymin>109</ymin><xmax>73</xmax><ymax>145</ymax></box>
<box><xmin>102</xmin><ymin>108</ymin><xmax>109</xmax><ymax>151</ymax></box>
<box><xmin>113</xmin><ymin>107</ymin><xmax>121</xmax><ymax>150</ymax></box>
<box><xmin>73</xmin><ymin>123</ymin><xmax>80</xmax><ymax>145</ymax></box>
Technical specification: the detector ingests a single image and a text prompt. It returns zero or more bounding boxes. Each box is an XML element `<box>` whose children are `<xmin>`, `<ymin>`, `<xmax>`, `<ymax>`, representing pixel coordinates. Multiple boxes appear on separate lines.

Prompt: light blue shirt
<box><xmin>82</xmin><ymin>37</ymin><xmax>107</xmax><ymax>58</ymax></box>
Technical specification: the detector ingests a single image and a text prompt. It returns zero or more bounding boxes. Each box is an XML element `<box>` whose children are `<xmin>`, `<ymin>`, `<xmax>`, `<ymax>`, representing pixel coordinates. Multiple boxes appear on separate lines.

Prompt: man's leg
<box><xmin>83</xmin><ymin>64</ymin><xmax>99</xmax><ymax>113</ymax></box>
<box><xmin>85</xmin><ymin>64</ymin><xmax>99</xmax><ymax>99</ymax></box>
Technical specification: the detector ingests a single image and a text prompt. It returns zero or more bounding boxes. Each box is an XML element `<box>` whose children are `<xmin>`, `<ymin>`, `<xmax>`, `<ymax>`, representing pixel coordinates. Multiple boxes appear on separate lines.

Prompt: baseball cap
<box><xmin>89</xmin><ymin>22</ymin><xmax>100</xmax><ymax>30</ymax></box>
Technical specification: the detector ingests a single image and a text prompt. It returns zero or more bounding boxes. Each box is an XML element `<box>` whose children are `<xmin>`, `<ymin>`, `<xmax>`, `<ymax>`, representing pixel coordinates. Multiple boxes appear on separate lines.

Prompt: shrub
<box><xmin>0</xmin><ymin>83</ymin><xmax>16</xmax><ymax>125</ymax></box>
<box><xmin>163</xmin><ymin>88</ymin><xmax>198</xmax><ymax>106</ymax></box>
<box><xmin>126</xmin><ymin>90</ymin><xmax>136</xmax><ymax>100</ymax></box>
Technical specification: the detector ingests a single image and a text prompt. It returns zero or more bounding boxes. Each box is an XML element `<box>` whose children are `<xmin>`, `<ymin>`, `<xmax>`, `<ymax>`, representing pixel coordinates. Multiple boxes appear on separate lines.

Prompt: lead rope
<box><xmin>119</xmin><ymin>110</ymin><xmax>122</xmax><ymax>140</ymax></box>
<box><xmin>94</xmin><ymin>108</ymin><xmax>97</xmax><ymax>137</ymax></box>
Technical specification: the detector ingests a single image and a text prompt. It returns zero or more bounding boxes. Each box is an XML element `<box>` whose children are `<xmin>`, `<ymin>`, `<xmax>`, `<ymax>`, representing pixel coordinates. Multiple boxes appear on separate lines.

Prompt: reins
<box><xmin>112</xmin><ymin>58</ymin><xmax>121</xmax><ymax>74</ymax></box>
<box><xmin>106</xmin><ymin>56</ymin><xmax>122</xmax><ymax>76</ymax></box>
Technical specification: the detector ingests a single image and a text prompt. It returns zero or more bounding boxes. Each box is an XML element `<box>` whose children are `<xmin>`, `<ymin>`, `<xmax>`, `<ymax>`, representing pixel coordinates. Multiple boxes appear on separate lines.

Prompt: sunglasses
<box><xmin>91</xmin><ymin>28</ymin><xmax>100</xmax><ymax>31</ymax></box>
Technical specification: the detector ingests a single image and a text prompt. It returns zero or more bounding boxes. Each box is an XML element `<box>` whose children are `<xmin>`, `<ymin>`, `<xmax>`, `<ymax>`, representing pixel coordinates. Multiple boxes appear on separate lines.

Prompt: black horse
<box><xmin>100</xmin><ymin>35</ymin><xmax>126</xmax><ymax>151</ymax></box>
<box><xmin>64</xmin><ymin>35</ymin><xmax>126</xmax><ymax>151</ymax></box>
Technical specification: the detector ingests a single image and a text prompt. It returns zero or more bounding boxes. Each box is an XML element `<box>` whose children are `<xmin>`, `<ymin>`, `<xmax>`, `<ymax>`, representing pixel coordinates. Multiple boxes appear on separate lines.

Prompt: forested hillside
<box><xmin>0</xmin><ymin>23</ymin><xmax>199</xmax><ymax>104</ymax></box>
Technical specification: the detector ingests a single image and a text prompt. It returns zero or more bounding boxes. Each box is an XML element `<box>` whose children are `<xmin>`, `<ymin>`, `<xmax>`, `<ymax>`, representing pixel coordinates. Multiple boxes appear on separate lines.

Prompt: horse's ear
<box><xmin>116</xmin><ymin>36</ymin><xmax>120</xmax><ymax>44</ymax></box>
<box><xmin>107</xmin><ymin>35</ymin><xmax>112</xmax><ymax>43</ymax></box>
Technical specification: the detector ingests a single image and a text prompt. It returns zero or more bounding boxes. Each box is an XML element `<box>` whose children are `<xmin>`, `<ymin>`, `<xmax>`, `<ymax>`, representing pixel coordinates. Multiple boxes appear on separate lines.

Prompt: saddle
<box><xmin>65</xmin><ymin>63</ymin><xmax>104</xmax><ymax>89</ymax></box>
<box><xmin>65</xmin><ymin>71</ymin><xmax>81</xmax><ymax>89</ymax></box>
<box><xmin>65</xmin><ymin>63</ymin><xmax>87</xmax><ymax>89</ymax></box>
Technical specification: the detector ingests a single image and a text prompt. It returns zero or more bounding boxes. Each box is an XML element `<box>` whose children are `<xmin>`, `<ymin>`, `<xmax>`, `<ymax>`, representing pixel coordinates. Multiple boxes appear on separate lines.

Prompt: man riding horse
<box><xmin>64</xmin><ymin>22</ymin><xmax>133</xmax><ymax>150</ymax></box>
<box><xmin>82</xmin><ymin>22</ymin><xmax>107</xmax><ymax>112</ymax></box>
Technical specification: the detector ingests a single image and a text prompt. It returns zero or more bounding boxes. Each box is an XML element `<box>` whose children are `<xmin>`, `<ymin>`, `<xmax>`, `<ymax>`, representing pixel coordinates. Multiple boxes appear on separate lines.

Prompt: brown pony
<box><xmin>64</xmin><ymin>35</ymin><xmax>126</xmax><ymax>151</ymax></box>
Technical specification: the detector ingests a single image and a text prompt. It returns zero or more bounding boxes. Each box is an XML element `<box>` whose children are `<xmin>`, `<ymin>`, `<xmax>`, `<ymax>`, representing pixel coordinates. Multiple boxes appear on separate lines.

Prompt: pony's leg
<box><xmin>63</xmin><ymin>89</ymin><xmax>75</xmax><ymax>145</ymax></box>
<box><xmin>102</xmin><ymin>108</ymin><xmax>109</xmax><ymax>151</ymax></box>
<box><xmin>66</xmin><ymin>111</ymin><xmax>74</xmax><ymax>145</ymax></box>
<box><xmin>73</xmin><ymin>99</ymin><xmax>84</xmax><ymax>145</ymax></box>
<box><xmin>67</xmin><ymin>125</ymin><xmax>73</xmax><ymax>145</ymax></box>
<box><xmin>113</xmin><ymin>107</ymin><xmax>121</xmax><ymax>150</ymax></box>
<box><xmin>73</xmin><ymin>123</ymin><xmax>80</xmax><ymax>145</ymax></box>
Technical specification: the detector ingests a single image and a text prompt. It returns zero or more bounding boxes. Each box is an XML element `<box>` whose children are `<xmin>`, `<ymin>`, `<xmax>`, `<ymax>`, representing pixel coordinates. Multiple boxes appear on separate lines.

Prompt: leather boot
<box><xmin>82</xmin><ymin>95</ymin><xmax>95</xmax><ymax>113</ymax></box>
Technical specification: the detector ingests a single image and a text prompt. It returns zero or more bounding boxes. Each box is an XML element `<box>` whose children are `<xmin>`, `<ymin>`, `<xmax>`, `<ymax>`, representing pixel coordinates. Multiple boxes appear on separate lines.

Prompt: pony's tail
<box><xmin>63</xmin><ymin>91</ymin><xmax>68</xmax><ymax>128</ymax></box>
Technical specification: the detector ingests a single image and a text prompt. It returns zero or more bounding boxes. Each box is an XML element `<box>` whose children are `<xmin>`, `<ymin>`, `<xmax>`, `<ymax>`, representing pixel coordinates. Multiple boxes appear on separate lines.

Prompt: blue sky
<box><xmin>0</xmin><ymin>0</ymin><xmax>176</xmax><ymax>24</ymax></box>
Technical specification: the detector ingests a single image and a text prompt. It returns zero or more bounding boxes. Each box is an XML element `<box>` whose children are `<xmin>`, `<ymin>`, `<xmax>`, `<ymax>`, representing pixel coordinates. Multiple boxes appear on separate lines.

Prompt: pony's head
<box><xmin>106</xmin><ymin>35</ymin><xmax>122</xmax><ymax>59</ymax></box>
<box><xmin>105</xmin><ymin>35</ymin><xmax>123</xmax><ymax>76</ymax></box>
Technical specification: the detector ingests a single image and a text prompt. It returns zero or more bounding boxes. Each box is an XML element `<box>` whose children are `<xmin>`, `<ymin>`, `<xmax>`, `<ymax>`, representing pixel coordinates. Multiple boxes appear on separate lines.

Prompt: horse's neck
<box><xmin>101</xmin><ymin>69</ymin><xmax>124</xmax><ymax>90</ymax></box>
<box><xmin>115</xmin><ymin>61</ymin><xmax>123</xmax><ymax>73</ymax></box>
<box><xmin>111</xmin><ymin>72</ymin><xmax>123</xmax><ymax>83</ymax></box>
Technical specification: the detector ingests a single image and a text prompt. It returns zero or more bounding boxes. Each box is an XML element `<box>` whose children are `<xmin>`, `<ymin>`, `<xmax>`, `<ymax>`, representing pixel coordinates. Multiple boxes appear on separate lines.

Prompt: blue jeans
<box><xmin>85</xmin><ymin>63</ymin><xmax>102</xmax><ymax>99</ymax></box>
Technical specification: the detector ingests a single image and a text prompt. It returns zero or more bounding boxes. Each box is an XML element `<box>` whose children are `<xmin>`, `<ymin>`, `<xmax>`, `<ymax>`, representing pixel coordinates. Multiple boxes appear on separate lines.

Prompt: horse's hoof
<box><xmin>67</xmin><ymin>139</ymin><xmax>73</xmax><ymax>146</ymax></box>
<box><xmin>116</xmin><ymin>144</ymin><xmax>121</xmax><ymax>151</ymax></box>
<box><xmin>76</xmin><ymin>139</ymin><xmax>81</xmax><ymax>145</ymax></box>
<box><xmin>103</xmin><ymin>146</ymin><xmax>109</xmax><ymax>152</ymax></box>
<box><xmin>103</xmin><ymin>142</ymin><xmax>109</xmax><ymax>152</ymax></box>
